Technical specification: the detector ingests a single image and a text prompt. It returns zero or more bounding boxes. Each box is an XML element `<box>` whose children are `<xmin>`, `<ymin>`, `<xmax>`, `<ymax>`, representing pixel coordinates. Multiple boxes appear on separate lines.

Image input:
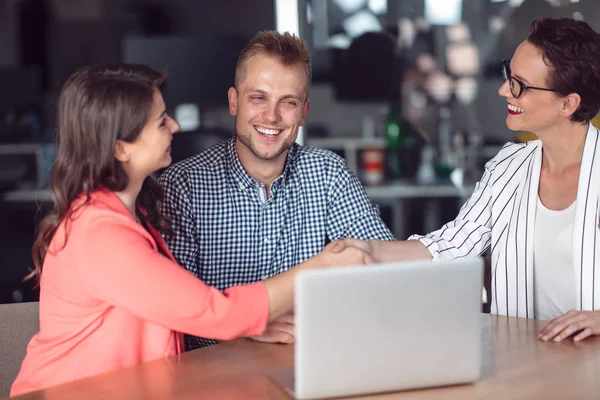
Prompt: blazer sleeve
<box><xmin>409</xmin><ymin>152</ymin><xmax>503</xmax><ymax>260</ymax></box>
<box><xmin>75</xmin><ymin>216</ymin><xmax>269</xmax><ymax>340</ymax></box>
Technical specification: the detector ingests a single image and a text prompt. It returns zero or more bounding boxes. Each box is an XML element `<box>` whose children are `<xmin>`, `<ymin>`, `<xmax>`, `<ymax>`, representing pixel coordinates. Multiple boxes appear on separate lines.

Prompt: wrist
<box><xmin>298</xmin><ymin>256</ymin><xmax>321</xmax><ymax>271</ymax></box>
<box><xmin>369</xmin><ymin>240</ymin><xmax>381</xmax><ymax>261</ymax></box>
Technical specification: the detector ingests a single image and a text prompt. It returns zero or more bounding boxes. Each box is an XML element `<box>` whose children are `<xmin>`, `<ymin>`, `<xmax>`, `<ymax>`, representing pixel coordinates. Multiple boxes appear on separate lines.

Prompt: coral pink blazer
<box><xmin>11</xmin><ymin>188</ymin><xmax>269</xmax><ymax>396</ymax></box>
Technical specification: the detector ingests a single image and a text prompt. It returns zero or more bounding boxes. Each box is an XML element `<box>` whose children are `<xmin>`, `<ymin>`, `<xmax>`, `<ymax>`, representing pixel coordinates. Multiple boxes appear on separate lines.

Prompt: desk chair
<box><xmin>0</xmin><ymin>301</ymin><xmax>39</xmax><ymax>397</ymax></box>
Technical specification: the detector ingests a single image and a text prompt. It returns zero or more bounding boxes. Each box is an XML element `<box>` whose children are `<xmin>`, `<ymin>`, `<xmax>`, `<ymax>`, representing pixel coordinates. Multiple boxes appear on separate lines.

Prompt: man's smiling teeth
<box><xmin>508</xmin><ymin>104</ymin><xmax>524</xmax><ymax>113</ymax></box>
<box><xmin>256</xmin><ymin>126</ymin><xmax>281</xmax><ymax>136</ymax></box>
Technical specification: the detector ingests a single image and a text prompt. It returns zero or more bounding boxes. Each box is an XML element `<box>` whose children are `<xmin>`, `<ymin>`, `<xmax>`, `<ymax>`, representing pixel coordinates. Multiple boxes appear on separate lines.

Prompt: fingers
<box><xmin>350</xmin><ymin>247</ymin><xmax>375</xmax><ymax>265</ymax></box>
<box><xmin>251</xmin><ymin>321</ymin><xmax>295</xmax><ymax>344</ymax></box>
<box><xmin>574</xmin><ymin>328</ymin><xmax>593</xmax><ymax>342</ymax></box>
<box><xmin>331</xmin><ymin>246</ymin><xmax>375</xmax><ymax>267</ymax></box>
<box><xmin>250</xmin><ymin>330</ymin><xmax>294</xmax><ymax>344</ymax></box>
<box><xmin>323</xmin><ymin>239</ymin><xmax>375</xmax><ymax>265</ymax></box>
<box><xmin>539</xmin><ymin>311</ymin><xmax>588</xmax><ymax>342</ymax></box>
<box><xmin>269</xmin><ymin>321</ymin><xmax>295</xmax><ymax>336</ymax></box>
<box><xmin>276</xmin><ymin>312</ymin><xmax>295</xmax><ymax>325</ymax></box>
<box><xmin>345</xmin><ymin>238</ymin><xmax>372</xmax><ymax>254</ymax></box>
<box><xmin>325</xmin><ymin>240</ymin><xmax>346</xmax><ymax>253</ymax></box>
<box><xmin>538</xmin><ymin>310</ymin><xmax>574</xmax><ymax>339</ymax></box>
<box><xmin>335</xmin><ymin>247</ymin><xmax>362</xmax><ymax>265</ymax></box>
<box><xmin>314</xmin><ymin>240</ymin><xmax>375</xmax><ymax>268</ymax></box>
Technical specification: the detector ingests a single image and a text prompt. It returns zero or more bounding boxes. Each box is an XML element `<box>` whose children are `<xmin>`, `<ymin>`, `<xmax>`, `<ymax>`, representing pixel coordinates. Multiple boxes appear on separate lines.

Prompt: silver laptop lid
<box><xmin>294</xmin><ymin>257</ymin><xmax>484</xmax><ymax>399</ymax></box>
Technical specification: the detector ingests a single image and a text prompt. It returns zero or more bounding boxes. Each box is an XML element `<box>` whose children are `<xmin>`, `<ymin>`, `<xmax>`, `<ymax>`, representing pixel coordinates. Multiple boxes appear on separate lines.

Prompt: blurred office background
<box><xmin>1</xmin><ymin>0</ymin><xmax>598</xmax><ymax>304</ymax></box>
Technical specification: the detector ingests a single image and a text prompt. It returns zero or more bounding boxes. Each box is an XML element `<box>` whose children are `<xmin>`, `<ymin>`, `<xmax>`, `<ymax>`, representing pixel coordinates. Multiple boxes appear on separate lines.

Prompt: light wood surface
<box><xmin>6</xmin><ymin>315</ymin><xmax>600</xmax><ymax>399</ymax></box>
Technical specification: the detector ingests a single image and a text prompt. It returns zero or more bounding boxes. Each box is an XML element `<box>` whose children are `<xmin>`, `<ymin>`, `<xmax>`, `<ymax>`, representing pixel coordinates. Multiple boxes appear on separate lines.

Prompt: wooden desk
<box><xmin>7</xmin><ymin>316</ymin><xmax>600</xmax><ymax>399</ymax></box>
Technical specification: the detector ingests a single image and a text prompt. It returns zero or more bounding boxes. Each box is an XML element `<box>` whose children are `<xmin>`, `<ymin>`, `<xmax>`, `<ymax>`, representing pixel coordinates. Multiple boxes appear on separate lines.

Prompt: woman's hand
<box><xmin>263</xmin><ymin>241</ymin><xmax>373</xmax><ymax>322</ymax></box>
<box><xmin>326</xmin><ymin>238</ymin><xmax>433</xmax><ymax>264</ymax></box>
<box><xmin>307</xmin><ymin>240</ymin><xmax>374</xmax><ymax>268</ymax></box>
<box><xmin>330</xmin><ymin>238</ymin><xmax>376</xmax><ymax>259</ymax></box>
<box><xmin>250</xmin><ymin>312</ymin><xmax>295</xmax><ymax>344</ymax></box>
<box><xmin>538</xmin><ymin>310</ymin><xmax>600</xmax><ymax>342</ymax></box>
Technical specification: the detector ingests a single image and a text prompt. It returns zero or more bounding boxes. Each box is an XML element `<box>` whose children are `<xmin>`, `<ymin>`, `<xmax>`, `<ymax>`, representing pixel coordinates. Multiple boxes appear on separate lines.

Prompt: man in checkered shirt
<box><xmin>158</xmin><ymin>31</ymin><xmax>394</xmax><ymax>351</ymax></box>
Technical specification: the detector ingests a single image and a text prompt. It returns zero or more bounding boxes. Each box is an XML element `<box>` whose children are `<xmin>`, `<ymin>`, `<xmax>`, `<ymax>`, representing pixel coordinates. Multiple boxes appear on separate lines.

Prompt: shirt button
<box><xmin>264</xmin><ymin>238</ymin><xmax>269</xmax><ymax>244</ymax></box>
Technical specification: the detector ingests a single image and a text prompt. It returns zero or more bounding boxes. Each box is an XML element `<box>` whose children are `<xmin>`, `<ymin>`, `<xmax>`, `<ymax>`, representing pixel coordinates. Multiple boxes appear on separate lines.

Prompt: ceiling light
<box><xmin>424</xmin><ymin>0</ymin><xmax>462</xmax><ymax>25</ymax></box>
<box><xmin>368</xmin><ymin>0</ymin><xmax>387</xmax><ymax>15</ymax></box>
<box><xmin>342</xmin><ymin>10</ymin><xmax>383</xmax><ymax>38</ymax></box>
<box><xmin>333</xmin><ymin>0</ymin><xmax>366</xmax><ymax>14</ymax></box>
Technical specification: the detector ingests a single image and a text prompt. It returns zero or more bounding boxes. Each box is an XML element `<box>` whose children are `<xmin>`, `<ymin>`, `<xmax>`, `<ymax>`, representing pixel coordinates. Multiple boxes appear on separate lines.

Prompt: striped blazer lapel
<box><xmin>521</xmin><ymin>144</ymin><xmax>541</xmax><ymax>318</ymax></box>
<box><xmin>506</xmin><ymin>143</ymin><xmax>541</xmax><ymax>318</ymax></box>
<box><xmin>573</xmin><ymin>124</ymin><xmax>600</xmax><ymax>311</ymax></box>
<box><xmin>491</xmin><ymin>141</ymin><xmax>540</xmax><ymax>317</ymax></box>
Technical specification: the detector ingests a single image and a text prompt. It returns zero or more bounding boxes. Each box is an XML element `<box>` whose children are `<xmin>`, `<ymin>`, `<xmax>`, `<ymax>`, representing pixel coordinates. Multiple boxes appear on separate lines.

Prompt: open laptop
<box><xmin>272</xmin><ymin>257</ymin><xmax>484</xmax><ymax>399</ymax></box>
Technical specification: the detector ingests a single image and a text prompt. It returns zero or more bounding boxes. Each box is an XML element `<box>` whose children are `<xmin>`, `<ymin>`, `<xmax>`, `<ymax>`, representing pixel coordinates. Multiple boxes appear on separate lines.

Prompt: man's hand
<box><xmin>329</xmin><ymin>239</ymin><xmax>375</xmax><ymax>260</ymax></box>
<box><xmin>328</xmin><ymin>239</ymin><xmax>433</xmax><ymax>264</ymax></box>
<box><xmin>538</xmin><ymin>310</ymin><xmax>600</xmax><ymax>342</ymax></box>
<box><xmin>317</xmin><ymin>240</ymin><xmax>374</xmax><ymax>266</ymax></box>
<box><xmin>250</xmin><ymin>312</ymin><xmax>295</xmax><ymax>344</ymax></box>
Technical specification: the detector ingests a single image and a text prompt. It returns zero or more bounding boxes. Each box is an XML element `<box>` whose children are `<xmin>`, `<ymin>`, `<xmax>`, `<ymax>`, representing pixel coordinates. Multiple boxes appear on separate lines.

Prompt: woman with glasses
<box><xmin>336</xmin><ymin>17</ymin><xmax>600</xmax><ymax>342</ymax></box>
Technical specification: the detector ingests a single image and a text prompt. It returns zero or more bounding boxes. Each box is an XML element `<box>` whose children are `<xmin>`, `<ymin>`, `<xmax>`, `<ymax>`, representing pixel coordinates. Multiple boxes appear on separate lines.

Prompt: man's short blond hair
<box><xmin>235</xmin><ymin>31</ymin><xmax>312</xmax><ymax>98</ymax></box>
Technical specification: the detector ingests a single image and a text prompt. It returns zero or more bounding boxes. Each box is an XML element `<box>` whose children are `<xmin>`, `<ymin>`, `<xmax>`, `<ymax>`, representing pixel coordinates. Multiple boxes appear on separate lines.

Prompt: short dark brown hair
<box><xmin>234</xmin><ymin>30</ymin><xmax>312</xmax><ymax>98</ymax></box>
<box><xmin>527</xmin><ymin>17</ymin><xmax>600</xmax><ymax>123</ymax></box>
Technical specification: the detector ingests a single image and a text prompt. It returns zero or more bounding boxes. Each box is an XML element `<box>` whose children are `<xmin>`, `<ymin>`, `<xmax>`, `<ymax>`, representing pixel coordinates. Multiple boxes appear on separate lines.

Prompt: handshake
<box><xmin>250</xmin><ymin>238</ymin><xmax>379</xmax><ymax>345</ymax></box>
<box><xmin>250</xmin><ymin>238</ymin><xmax>429</xmax><ymax>344</ymax></box>
<box><xmin>319</xmin><ymin>238</ymin><xmax>380</xmax><ymax>267</ymax></box>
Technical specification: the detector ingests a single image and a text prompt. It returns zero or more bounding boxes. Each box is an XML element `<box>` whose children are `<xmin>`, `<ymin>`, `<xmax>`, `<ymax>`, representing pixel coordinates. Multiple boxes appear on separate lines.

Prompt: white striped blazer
<box><xmin>411</xmin><ymin>124</ymin><xmax>600</xmax><ymax>318</ymax></box>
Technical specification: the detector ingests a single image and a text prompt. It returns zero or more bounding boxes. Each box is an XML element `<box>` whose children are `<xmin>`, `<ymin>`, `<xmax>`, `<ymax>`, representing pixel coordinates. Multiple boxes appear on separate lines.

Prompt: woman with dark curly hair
<box><xmin>10</xmin><ymin>64</ymin><xmax>371</xmax><ymax>396</ymax></box>
<box><xmin>339</xmin><ymin>17</ymin><xmax>600</xmax><ymax>342</ymax></box>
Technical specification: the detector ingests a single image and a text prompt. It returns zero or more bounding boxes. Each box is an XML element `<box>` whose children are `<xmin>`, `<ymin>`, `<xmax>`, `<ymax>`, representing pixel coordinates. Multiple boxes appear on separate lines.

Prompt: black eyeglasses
<box><xmin>501</xmin><ymin>59</ymin><xmax>557</xmax><ymax>98</ymax></box>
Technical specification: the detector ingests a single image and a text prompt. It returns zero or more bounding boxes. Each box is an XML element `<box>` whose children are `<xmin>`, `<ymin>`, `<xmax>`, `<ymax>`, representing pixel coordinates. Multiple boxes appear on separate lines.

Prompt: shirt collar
<box><xmin>274</xmin><ymin>143</ymin><xmax>298</xmax><ymax>189</ymax></box>
<box><xmin>227</xmin><ymin>137</ymin><xmax>299</xmax><ymax>191</ymax></box>
<box><xmin>228</xmin><ymin>138</ymin><xmax>255</xmax><ymax>190</ymax></box>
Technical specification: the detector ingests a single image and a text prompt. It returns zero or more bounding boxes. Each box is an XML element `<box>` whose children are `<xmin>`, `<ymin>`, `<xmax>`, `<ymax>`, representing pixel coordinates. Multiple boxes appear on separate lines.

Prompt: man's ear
<box><xmin>299</xmin><ymin>99</ymin><xmax>311</xmax><ymax>126</ymax></box>
<box><xmin>560</xmin><ymin>92</ymin><xmax>582</xmax><ymax>119</ymax></box>
<box><xmin>114</xmin><ymin>140</ymin><xmax>130</xmax><ymax>163</ymax></box>
<box><xmin>228</xmin><ymin>87</ymin><xmax>238</xmax><ymax>117</ymax></box>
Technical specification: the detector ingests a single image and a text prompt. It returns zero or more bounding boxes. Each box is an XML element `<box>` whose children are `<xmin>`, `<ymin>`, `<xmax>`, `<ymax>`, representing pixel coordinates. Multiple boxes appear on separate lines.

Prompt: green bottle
<box><xmin>385</xmin><ymin>102</ymin><xmax>403</xmax><ymax>180</ymax></box>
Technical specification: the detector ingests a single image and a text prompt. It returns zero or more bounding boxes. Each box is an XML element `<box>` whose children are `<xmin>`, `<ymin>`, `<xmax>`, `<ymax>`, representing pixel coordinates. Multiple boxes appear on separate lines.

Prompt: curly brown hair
<box><xmin>527</xmin><ymin>17</ymin><xmax>600</xmax><ymax>123</ymax></box>
<box><xmin>29</xmin><ymin>64</ymin><xmax>173</xmax><ymax>284</ymax></box>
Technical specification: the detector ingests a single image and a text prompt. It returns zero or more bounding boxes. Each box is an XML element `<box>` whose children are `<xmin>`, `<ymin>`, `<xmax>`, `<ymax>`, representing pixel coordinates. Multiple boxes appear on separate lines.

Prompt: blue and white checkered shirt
<box><xmin>158</xmin><ymin>138</ymin><xmax>394</xmax><ymax>350</ymax></box>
